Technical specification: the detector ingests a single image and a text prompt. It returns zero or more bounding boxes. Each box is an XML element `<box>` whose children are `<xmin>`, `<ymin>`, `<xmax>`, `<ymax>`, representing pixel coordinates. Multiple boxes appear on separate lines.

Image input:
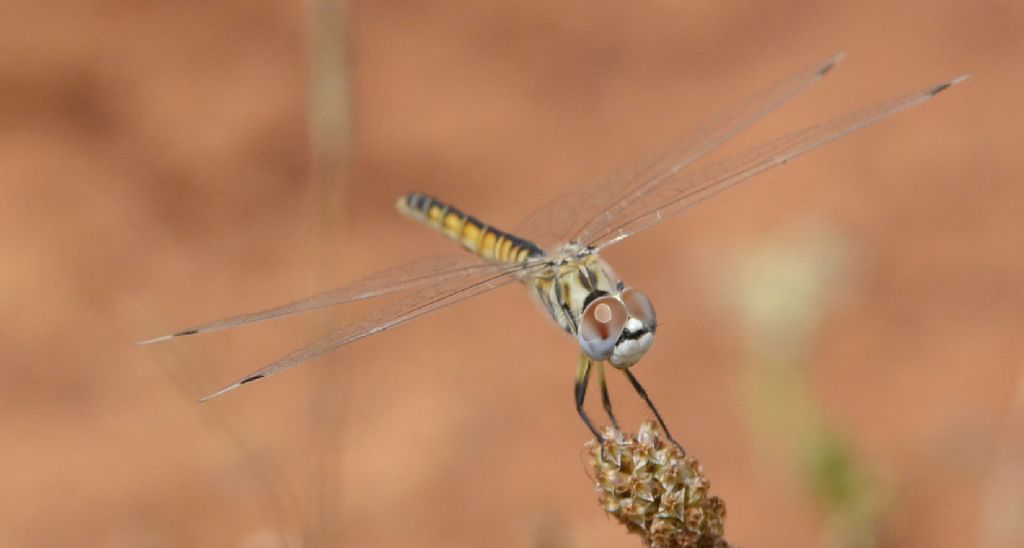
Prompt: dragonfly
<box><xmin>140</xmin><ymin>53</ymin><xmax>965</xmax><ymax>454</ymax></box>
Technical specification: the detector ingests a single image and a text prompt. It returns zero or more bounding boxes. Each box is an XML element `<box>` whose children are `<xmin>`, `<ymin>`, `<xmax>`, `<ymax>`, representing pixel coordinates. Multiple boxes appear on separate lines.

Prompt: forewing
<box><xmin>585</xmin><ymin>75</ymin><xmax>968</xmax><ymax>250</ymax></box>
<box><xmin>138</xmin><ymin>254</ymin><xmax>509</xmax><ymax>344</ymax></box>
<box><xmin>514</xmin><ymin>52</ymin><xmax>845</xmax><ymax>249</ymax></box>
<box><xmin>199</xmin><ymin>260</ymin><xmax>545</xmax><ymax>401</ymax></box>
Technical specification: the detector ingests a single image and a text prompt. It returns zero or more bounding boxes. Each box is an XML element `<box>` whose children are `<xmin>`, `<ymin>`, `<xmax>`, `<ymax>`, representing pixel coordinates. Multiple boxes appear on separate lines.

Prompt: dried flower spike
<box><xmin>588</xmin><ymin>421</ymin><xmax>730</xmax><ymax>548</ymax></box>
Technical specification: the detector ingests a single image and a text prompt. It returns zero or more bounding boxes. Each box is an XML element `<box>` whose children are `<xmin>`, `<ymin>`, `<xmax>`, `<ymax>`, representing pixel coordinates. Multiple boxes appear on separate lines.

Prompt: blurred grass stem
<box><xmin>301</xmin><ymin>0</ymin><xmax>353</xmax><ymax>546</ymax></box>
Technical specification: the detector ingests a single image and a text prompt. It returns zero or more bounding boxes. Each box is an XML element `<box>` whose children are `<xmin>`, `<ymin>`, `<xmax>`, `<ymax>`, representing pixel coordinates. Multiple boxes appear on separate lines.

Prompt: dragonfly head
<box><xmin>578</xmin><ymin>288</ymin><xmax>656</xmax><ymax>369</ymax></box>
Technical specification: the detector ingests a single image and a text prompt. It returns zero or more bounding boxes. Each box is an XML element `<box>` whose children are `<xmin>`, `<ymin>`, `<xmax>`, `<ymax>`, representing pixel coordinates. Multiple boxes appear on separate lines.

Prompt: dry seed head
<box><xmin>588</xmin><ymin>421</ymin><xmax>730</xmax><ymax>548</ymax></box>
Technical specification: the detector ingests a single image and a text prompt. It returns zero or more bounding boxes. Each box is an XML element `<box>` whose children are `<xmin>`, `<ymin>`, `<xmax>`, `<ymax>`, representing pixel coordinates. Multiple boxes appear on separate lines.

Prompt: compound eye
<box><xmin>578</xmin><ymin>296</ymin><xmax>627</xmax><ymax>360</ymax></box>
<box><xmin>621</xmin><ymin>288</ymin><xmax>656</xmax><ymax>328</ymax></box>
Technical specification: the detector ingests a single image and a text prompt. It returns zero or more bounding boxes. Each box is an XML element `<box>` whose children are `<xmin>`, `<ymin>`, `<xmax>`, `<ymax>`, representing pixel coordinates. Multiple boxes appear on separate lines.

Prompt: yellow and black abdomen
<box><xmin>397</xmin><ymin>192</ymin><xmax>543</xmax><ymax>264</ymax></box>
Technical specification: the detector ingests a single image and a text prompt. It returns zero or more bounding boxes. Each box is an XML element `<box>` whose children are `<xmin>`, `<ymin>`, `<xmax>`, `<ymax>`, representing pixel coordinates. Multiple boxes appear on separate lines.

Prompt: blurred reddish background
<box><xmin>2</xmin><ymin>1</ymin><xmax>1021</xmax><ymax>547</ymax></box>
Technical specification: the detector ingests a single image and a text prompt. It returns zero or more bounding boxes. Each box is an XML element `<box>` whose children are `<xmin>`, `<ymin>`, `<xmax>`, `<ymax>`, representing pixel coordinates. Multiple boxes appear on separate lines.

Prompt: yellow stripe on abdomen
<box><xmin>396</xmin><ymin>192</ymin><xmax>542</xmax><ymax>264</ymax></box>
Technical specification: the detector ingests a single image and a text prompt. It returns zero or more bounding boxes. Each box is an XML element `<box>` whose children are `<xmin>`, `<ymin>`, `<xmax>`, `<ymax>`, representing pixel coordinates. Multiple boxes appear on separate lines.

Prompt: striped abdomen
<box><xmin>397</xmin><ymin>192</ymin><xmax>543</xmax><ymax>264</ymax></box>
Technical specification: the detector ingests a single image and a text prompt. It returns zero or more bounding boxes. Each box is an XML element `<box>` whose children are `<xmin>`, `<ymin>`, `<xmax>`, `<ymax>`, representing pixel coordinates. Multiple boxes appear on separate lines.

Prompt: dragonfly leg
<box><xmin>574</xmin><ymin>353</ymin><xmax>603</xmax><ymax>440</ymax></box>
<box><xmin>596</xmin><ymin>361</ymin><xmax>620</xmax><ymax>431</ymax></box>
<box><xmin>623</xmin><ymin>368</ymin><xmax>685</xmax><ymax>456</ymax></box>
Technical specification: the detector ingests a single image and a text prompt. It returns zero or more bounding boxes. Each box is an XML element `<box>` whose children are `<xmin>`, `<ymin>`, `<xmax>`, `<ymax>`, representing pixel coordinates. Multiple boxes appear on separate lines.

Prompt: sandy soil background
<box><xmin>2</xmin><ymin>1</ymin><xmax>1022</xmax><ymax>547</ymax></box>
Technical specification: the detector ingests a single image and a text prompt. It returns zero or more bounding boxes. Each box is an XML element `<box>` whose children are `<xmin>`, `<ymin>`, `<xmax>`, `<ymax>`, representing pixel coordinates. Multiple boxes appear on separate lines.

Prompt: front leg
<box><xmin>623</xmin><ymin>368</ymin><xmax>685</xmax><ymax>455</ymax></box>
<box><xmin>574</xmin><ymin>353</ymin><xmax>602</xmax><ymax>440</ymax></box>
<box><xmin>596</xmin><ymin>360</ymin><xmax>620</xmax><ymax>430</ymax></box>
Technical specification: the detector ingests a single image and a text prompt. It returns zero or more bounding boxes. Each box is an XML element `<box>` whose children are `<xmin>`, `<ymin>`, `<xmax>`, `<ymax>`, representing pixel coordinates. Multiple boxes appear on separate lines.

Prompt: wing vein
<box><xmin>589</xmin><ymin>74</ymin><xmax>968</xmax><ymax>250</ymax></box>
<box><xmin>199</xmin><ymin>260</ymin><xmax>547</xmax><ymax>400</ymax></box>
<box><xmin>513</xmin><ymin>52</ymin><xmax>844</xmax><ymax>248</ymax></box>
<box><xmin>138</xmin><ymin>255</ymin><xmax>507</xmax><ymax>344</ymax></box>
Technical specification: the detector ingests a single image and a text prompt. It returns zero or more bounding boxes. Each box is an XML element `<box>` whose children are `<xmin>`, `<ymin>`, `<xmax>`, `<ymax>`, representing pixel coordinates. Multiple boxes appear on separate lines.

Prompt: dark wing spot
<box><xmin>240</xmin><ymin>374</ymin><xmax>265</xmax><ymax>385</ymax></box>
<box><xmin>174</xmin><ymin>329</ymin><xmax>199</xmax><ymax>337</ymax></box>
<box><xmin>928</xmin><ymin>82</ymin><xmax>952</xmax><ymax>96</ymax></box>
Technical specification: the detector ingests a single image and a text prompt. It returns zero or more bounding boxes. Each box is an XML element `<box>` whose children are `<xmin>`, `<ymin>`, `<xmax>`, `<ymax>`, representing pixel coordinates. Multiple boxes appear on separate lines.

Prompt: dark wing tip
<box><xmin>928</xmin><ymin>74</ymin><xmax>970</xmax><ymax>96</ymax></box>
<box><xmin>198</xmin><ymin>374</ymin><xmax>265</xmax><ymax>403</ymax></box>
<box><xmin>240</xmin><ymin>374</ymin><xmax>265</xmax><ymax>385</ymax></box>
<box><xmin>818</xmin><ymin>51</ymin><xmax>847</xmax><ymax>77</ymax></box>
<box><xmin>136</xmin><ymin>328</ymin><xmax>200</xmax><ymax>346</ymax></box>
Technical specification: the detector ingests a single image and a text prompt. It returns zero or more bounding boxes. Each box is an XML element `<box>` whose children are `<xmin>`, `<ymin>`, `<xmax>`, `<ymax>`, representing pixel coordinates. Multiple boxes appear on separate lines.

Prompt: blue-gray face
<box><xmin>577</xmin><ymin>288</ymin><xmax>657</xmax><ymax>368</ymax></box>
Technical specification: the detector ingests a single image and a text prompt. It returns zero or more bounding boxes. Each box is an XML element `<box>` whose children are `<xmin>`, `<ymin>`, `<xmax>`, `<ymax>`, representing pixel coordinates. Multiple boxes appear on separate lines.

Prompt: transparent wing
<box><xmin>514</xmin><ymin>52</ymin><xmax>845</xmax><ymax>249</ymax></box>
<box><xmin>200</xmin><ymin>260</ymin><xmax>547</xmax><ymax>401</ymax></box>
<box><xmin>137</xmin><ymin>254</ymin><xmax>512</xmax><ymax>344</ymax></box>
<box><xmin>584</xmin><ymin>75</ymin><xmax>968</xmax><ymax>250</ymax></box>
